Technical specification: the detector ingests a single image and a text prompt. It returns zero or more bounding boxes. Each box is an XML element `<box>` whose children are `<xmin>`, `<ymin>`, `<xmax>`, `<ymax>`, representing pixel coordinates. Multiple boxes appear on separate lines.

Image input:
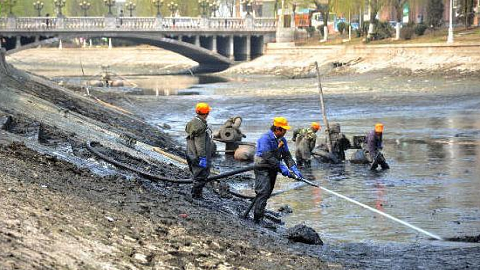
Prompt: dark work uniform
<box><xmin>292</xmin><ymin>127</ymin><xmax>317</xmax><ymax>167</ymax></box>
<box><xmin>366</xmin><ymin>130</ymin><xmax>389</xmax><ymax>170</ymax></box>
<box><xmin>185</xmin><ymin>116</ymin><xmax>213</xmax><ymax>197</ymax></box>
<box><xmin>253</xmin><ymin>130</ymin><xmax>296</xmax><ymax>222</ymax></box>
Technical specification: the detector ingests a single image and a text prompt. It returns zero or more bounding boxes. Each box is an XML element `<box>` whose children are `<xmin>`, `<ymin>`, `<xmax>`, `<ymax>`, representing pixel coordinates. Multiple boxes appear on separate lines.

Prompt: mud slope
<box><xmin>0</xmin><ymin>49</ymin><xmax>329</xmax><ymax>269</ymax></box>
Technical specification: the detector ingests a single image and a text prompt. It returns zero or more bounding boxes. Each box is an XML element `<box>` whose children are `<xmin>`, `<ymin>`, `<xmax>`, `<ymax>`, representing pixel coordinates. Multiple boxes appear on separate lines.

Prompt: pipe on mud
<box><xmin>87</xmin><ymin>141</ymin><xmax>262</xmax><ymax>185</ymax></box>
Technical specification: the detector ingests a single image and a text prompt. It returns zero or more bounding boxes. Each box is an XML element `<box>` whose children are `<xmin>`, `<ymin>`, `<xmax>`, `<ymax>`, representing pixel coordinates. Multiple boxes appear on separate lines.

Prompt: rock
<box><xmin>133</xmin><ymin>253</ymin><xmax>148</xmax><ymax>264</ymax></box>
<box><xmin>234</xmin><ymin>145</ymin><xmax>255</xmax><ymax>161</ymax></box>
<box><xmin>162</xmin><ymin>123</ymin><xmax>171</xmax><ymax>129</ymax></box>
<box><xmin>286</xmin><ymin>224</ymin><xmax>323</xmax><ymax>245</ymax></box>
<box><xmin>111</xmin><ymin>80</ymin><xmax>124</xmax><ymax>87</ymax></box>
<box><xmin>278</xmin><ymin>205</ymin><xmax>293</xmax><ymax>214</ymax></box>
<box><xmin>0</xmin><ymin>115</ymin><xmax>13</xmax><ymax>130</ymax></box>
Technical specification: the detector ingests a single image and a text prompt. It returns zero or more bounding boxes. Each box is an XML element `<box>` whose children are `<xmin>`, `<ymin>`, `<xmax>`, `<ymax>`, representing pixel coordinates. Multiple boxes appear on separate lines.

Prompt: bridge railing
<box><xmin>0</xmin><ymin>16</ymin><xmax>277</xmax><ymax>31</ymax></box>
<box><xmin>64</xmin><ymin>17</ymin><xmax>105</xmax><ymax>29</ymax></box>
<box><xmin>118</xmin><ymin>17</ymin><xmax>156</xmax><ymax>30</ymax></box>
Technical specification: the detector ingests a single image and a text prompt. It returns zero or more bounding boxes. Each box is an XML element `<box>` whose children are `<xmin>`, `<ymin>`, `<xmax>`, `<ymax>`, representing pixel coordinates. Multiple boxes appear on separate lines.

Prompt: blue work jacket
<box><xmin>255</xmin><ymin>130</ymin><xmax>295</xmax><ymax>169</ymax></box>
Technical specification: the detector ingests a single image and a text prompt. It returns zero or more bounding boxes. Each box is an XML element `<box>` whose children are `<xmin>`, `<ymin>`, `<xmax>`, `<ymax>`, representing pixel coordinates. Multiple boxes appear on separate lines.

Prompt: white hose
<box><xmin>317</xmin><ymin>184</ymin><xmax>443</xmax><ymax>240</ymax></box>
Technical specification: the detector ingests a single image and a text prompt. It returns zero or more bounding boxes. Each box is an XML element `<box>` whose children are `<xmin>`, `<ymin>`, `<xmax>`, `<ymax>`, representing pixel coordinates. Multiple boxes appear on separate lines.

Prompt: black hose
<box><xmin>87</xmin><ymin>141</ymin><xmax>261</xmax><ymax>184</ymax></box>
<box><xmin>87</xmin><ymin>141</ymin><xmax>193</xmax><ymax>183</ymax></box>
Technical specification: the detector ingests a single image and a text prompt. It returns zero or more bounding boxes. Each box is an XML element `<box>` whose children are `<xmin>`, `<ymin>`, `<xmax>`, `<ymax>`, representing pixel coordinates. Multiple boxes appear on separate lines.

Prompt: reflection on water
<box><xmin>122</xmin><ymin>72</ymin><xmax>480</xmax><ymax>244</ymax></box>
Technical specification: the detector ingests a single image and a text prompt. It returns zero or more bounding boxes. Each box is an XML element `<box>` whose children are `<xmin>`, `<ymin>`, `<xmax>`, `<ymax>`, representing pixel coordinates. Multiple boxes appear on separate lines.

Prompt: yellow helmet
<box><xmin>273</xmin><ymin>117</ymin><xmax>291</xmax><ymax>130</ymax></box>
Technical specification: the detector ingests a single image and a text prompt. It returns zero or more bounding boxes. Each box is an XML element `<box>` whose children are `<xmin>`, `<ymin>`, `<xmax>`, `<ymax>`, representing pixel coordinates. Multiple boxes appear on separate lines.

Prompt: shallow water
<box><xmin>118</xmin><ymin>72</ymin><xmax>480</xmax><ymax>245</ymax></box>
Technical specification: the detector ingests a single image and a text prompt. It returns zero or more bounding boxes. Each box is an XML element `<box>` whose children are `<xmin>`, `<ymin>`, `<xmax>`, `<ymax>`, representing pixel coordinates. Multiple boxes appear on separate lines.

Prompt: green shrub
<box><xmin>337</xmin><ymin>21</ymin><xmax>346</xmax><ymax>34</ymax></box>
<box><xmin>414</xmin><ymin>23</ymin><xmax>427</xmax><ymax>36</ymax></box>
<box><xmin>306</xmin><ymin>26</ymin><xmax>316</xmax><ymax>37</ymax></box>
<box><xmin>401</xmin><ymin>26</ymin><xmax>415</xmax><ymax>39</ymax></box>
<box><xmin>371</xmin><ymin>21</ymin><xmax>393</xmax><ymax>40</ymax></box>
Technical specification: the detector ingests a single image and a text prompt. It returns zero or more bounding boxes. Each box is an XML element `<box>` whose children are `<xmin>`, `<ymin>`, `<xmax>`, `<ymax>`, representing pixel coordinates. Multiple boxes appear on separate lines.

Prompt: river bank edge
<box><xmin>223</xmin><ymin>42</ymin><xmax>480</xmax><ymax>79</ymax></box>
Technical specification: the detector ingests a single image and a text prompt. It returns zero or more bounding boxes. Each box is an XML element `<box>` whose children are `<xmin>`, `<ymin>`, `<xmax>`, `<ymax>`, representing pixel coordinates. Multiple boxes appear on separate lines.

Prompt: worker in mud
<box><xmin>366</xmin><ymin>123</ymin><xmax>390</xmax><ymax>170</ymax></box>
<box><xmin>315</xmin><ymin>123</ymin><xmax>351</xmax><ymax>162</ymax></box>
<box><xmin>329</xmin><ymin>123</ymin><xmax>351</xmax><ymax>161</ymax></box>
<box><xmin>185</xmin><ymin>102</ymin><xmax>213</xmax><ymax>199</ymax></box>
<box><xmin>253</xmin><ymin>117</ymin><xmax>303</xmax><ymax>227</ymax></box>
<box><xmin>292</xmin><ymin>122</ymin><xmax>321</xmax><ymax>167</ymax></box>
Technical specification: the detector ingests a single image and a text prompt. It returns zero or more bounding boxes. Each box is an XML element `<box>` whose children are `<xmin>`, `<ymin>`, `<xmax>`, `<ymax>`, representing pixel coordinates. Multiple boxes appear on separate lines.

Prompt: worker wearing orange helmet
<box><xmin>366</xmin><ymin>123</ymin><xmax>389</xmax><ymax>170</ymax></box>
<box><xmin>185</xmin><ymin>102</ymin><xmax>214</xmax><ymax>199</ymax></box>
<box><xmin>292</xmin><ymin>122</ymin><xmax>321</xmax><ymax>167</ymax></box>
<box><xmin>252</xmin><ymin>117</ymin><xmax>303</xmax><ymax>227</ymax></box>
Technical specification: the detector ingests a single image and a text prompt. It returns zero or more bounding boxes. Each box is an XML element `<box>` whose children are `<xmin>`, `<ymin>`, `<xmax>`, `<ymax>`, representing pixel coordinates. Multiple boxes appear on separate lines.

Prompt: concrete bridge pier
<box><xmin>15</xmin><ymin>36</ymin><xmax>21</xmax><ymax>49</ymax></box>
<box><xmin>250</xmin><ymin>35</ymin><xmax>264</xmax><ymax>59</ymax></box>
<box><xmin>200</xmin><ymin>36</ymin><xmax>214</xmax><ymax>51</ymax></box>
<box><xmin>234</xmin><ymin>36</ymin><xmax>251</xmax><ymax>61</ymax></box>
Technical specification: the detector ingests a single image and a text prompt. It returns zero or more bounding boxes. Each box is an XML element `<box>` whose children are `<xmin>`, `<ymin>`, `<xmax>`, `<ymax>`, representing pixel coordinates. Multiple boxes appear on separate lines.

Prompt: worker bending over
<box><xmin>292</xmin><ymin>122</ymin><xmax>321</xmax><ymax>167</ymax></box>
<box><xmin>366</xmin><ymin>123</ymin><xmax>390</xmax><ymax>170</ymax></box>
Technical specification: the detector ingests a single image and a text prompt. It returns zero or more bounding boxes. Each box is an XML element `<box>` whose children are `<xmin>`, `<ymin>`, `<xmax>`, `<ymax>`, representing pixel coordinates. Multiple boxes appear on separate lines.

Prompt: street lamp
<box><xmin>209</xmin><ymin>1</ymin><xmax>219</xmax><ymax>17</ymax></box>
<box><xmin>53</xmin><ymin>0</ymin><xmax>66</xmax><ymax>17</ymax></box>
<box><xmin>198</xmin><ymin>0</ymin><xmax>209</xmax><ymax>17</ymax></box>
<box><xmin>79</xmin><ymin>1</ymin><xmax>91</xmax><ymax>17</ymax></box>
<box><xmin>447</xmin><ymin>0</ymin><xmax>454</xmax><ymax>43</ymax></box>
<box><xmin>125</xmin><ymin>1</ymin><xmax>136</xmax><ymax>17</ymax></box>
<box><xmin>152</xmin><ymin>0</ymin><xmax>163</xmax><ymax>17</ymax></box>
<box><xmin>33</xmin><ymin>1</ymin><xmax>44</xmax><ymax>17</ymax></box>
<box><xmin>242</xmin><ymin>0</ymin><xmax>253</xmax><ymax>16</ymax></box>
<box><xmin>167</xmin><ymin>1</ymin><xmax>178</xmax><ymax>17</ymax></box>
<box><xmin>104</xmin><ymin>0</ymin><xmax>116</xmax><ymax>16</ymax></box>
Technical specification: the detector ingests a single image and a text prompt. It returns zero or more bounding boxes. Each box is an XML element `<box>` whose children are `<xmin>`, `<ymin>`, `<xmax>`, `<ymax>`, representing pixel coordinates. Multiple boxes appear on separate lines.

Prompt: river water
<box><xmin>100</xmin><ymin>72</ymin><xmax>480</xmax><ymax>245</ymax></box>
<box><xmin>40</xmin><ymin>67</ymin><xmax>480</xmax><ymax>268</ymax></box>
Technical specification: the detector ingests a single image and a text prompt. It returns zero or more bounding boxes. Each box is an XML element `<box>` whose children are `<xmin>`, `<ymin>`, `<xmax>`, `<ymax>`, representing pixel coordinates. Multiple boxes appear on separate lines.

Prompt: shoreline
<box><xmin>6</xmin><ymin>42</ymin><xmax>480</xmax><ymax>79</ymax></box>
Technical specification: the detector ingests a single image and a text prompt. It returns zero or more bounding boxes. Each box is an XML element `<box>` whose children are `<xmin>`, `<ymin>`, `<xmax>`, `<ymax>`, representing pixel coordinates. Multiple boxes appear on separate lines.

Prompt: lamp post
<box><xmin>243</xmin><ymin>0</ymin><xmax>253</xmax><ymax>16</ymax></box>
<box><xmin>104</xmin><ymin>0</ymin><xmax>116</xmax><ymax>16</ymax></box>
<box><xmin>209</xmin><ymin>1</ymin><xmax>219</xmax><ymax>17</ymax></box>
<box><xmin>33</xmin><ymin>1</ymin><xmax>44</xmax><ymax>17</ymax></box>
<box><xmin>198</xmin><ymin>0</ymin><xmax>209</xmax><ymax>17</ymax></box>
<box><xmin>292</xmin><ymin>2</ymin><xmax>297</xmax><ymax>28</ymax></box>
<box><xmin>152</xmin><ymin>0</ymin><xmax>163</xmax><ymax>17</ymax></box>
<box><xmin>53</xmin><ymin>0</ymin><xmax>66</xmax><ymax>17</ymax></box>
<box><xmin>447</xmin><ymin>0</ymin><xmax>454</xmax><ymax>43</ymax></box>
<box><xmin>167</xmin><ymin>1</ymin><xmax>178</xmax><ymax>17</ymax></box>
<box><xmin>79</xmin><ymin>1</ymin><xmax>91</xmax><ymax>17</ymax></box>
<box><xmin>125</xmin><ymin>1</ymin><xmax>136</xmax><ymax>17</ymax></box>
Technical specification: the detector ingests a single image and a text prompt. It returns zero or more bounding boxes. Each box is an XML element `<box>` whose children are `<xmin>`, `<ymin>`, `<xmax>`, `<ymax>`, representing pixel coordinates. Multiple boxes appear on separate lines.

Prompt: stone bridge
<box><xmin>0</xmin><ymin>16</ymin><xmax>277</xmax><ymax>72</ymax></box>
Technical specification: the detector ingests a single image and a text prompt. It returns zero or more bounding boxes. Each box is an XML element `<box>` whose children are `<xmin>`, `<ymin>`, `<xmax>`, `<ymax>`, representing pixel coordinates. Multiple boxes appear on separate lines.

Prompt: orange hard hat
<box><xmin>375</xmin><ymin>123</ymin><xmax>384</xmax><ymax>133</ymax></box>
<box><xmin>311</xmin><ymin>122</ymin><xmax>321</xmax><ymax>131</ymax></box>
<box><xmin>273</xmin><ymin>117</ymin><xmax>291</xmax><ymax>130</ymax></box>
<box><xmin>195</xmin><ymin>102</ymin><xmax>211</xmax><ymax>114</ymax></box>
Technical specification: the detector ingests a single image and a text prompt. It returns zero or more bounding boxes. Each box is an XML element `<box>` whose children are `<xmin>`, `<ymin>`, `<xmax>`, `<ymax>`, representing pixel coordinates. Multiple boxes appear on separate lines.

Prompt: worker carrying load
<box><xmin>185</xmin><ymin>102</ymin><xmax>214</xmax><ymax>200</ymax></box>
<box><xmin>312</xmin><ymin>123</ymin><xmax>351</xmax><ymax>163</ymax></box>
<box><xmin>365</xmin><ymin>123</ymin><xmax>390</xmax><ymax>170</ymax></box>
<box><xmin>212</xmin><ymin>116</ymin><xmax>255</xmax><ymax>161</ymax></box>
<box><xmin>292</xmin><ymin>122</ymin><xmax>321</xmax><ymax>168</ymax></box>
<box><xmin>213</xmin><ymin>116</ymin><xmax>246</xmax><ymax>142</ymax></box>
<box><xmin>252</xmin><ymin>117</ymin><xmax>303</xmax><ymax>228</ymax></box>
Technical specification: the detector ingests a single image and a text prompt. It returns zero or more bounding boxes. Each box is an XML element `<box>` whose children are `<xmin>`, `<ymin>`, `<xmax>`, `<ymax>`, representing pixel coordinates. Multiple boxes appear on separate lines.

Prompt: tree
<box><xmin>390</xmin><ymin>0</ymin><xmax>408</xmax><ymax>22</ymax></box>
<box><xmin>313</xmin><ymin>0</ymin><xmax>331</xmax><ymax>28</ymax></box>
<box><xmin>426</xmin><ymin>0</ymin><xmax>444</xmax><ymax>29</ymax></box>
<box><xmin>457</xmin><ymin>0</ymin><xmax>476</xmax><ymax>28</ymax></box>
<box><xmin>366</xmin><ymin>0</ymin><xmax>384</xmax><ymax>39</ymax></box>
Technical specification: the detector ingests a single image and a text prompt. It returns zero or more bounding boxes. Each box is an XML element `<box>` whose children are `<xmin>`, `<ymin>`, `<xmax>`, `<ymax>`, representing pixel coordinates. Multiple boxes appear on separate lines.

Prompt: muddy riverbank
<box><xmin>0</xmin><ymin>50</ymin><xmax>330</xmax><ymax>269</ymax></box>
<box><xmin>225</xmin><ymin>43</ymin><xmax>480</xmax><ymax>78</ymax></box>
